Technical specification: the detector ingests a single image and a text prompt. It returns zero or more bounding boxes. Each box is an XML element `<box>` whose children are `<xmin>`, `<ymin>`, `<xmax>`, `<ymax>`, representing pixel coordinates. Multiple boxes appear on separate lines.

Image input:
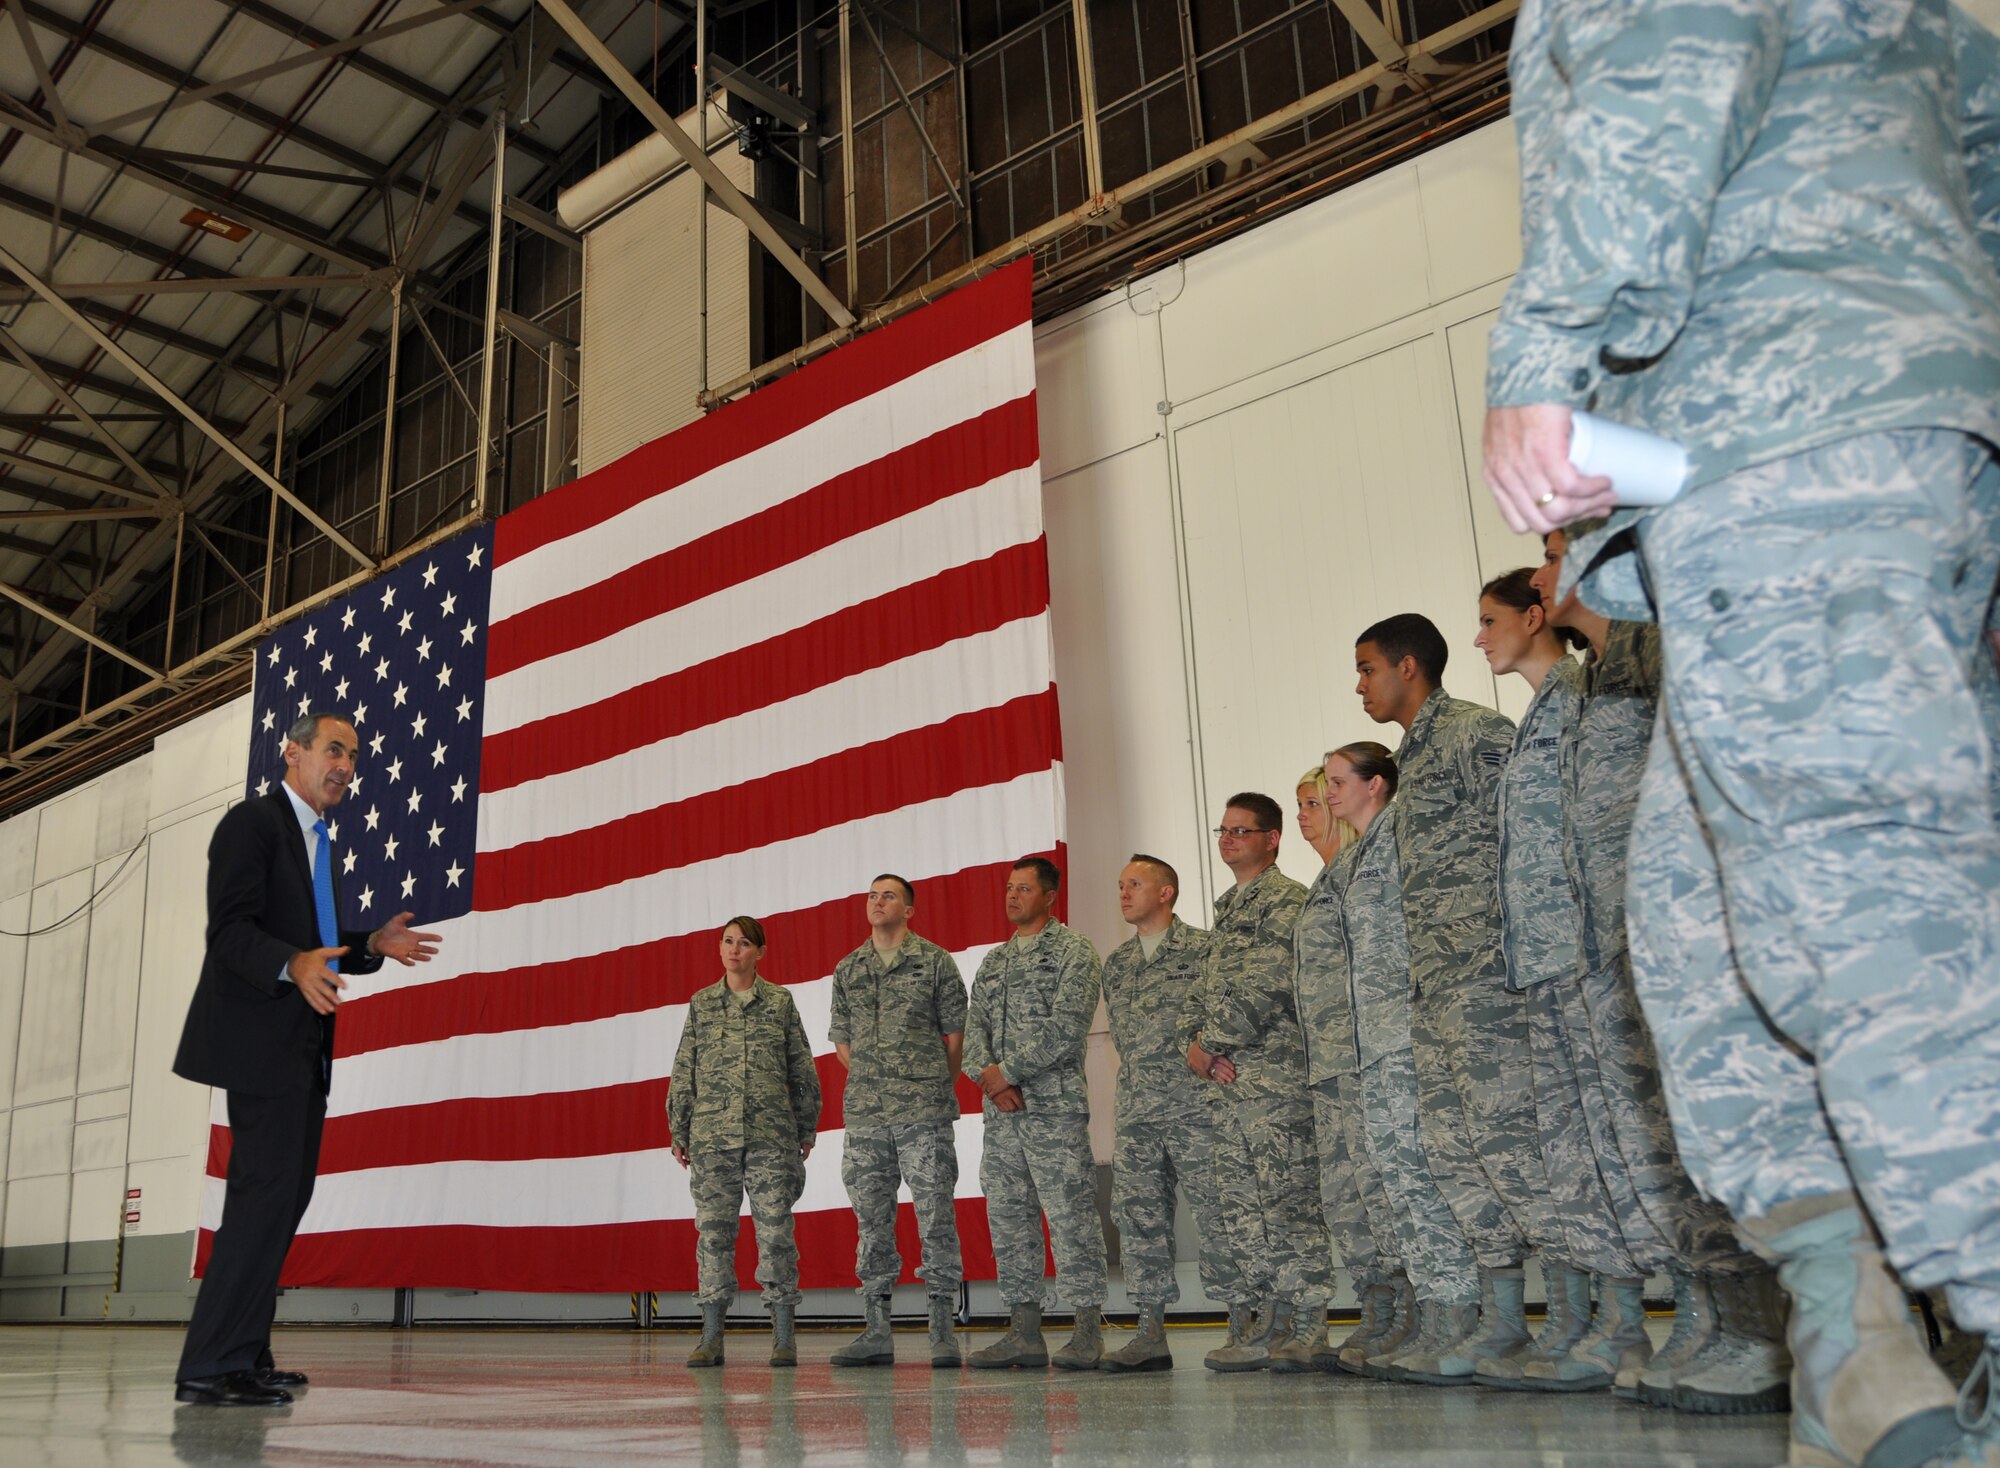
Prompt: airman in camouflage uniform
<box><xmin>1328</xmin><ymin>790</ymin><xmax>1480</xmax><ymax>1364</ymax></box>
<box><xmin>1176</xmin><ymin>795</ymin><xmax>1329</xmax><ymax>1372</ymax></box>
<box><xmin>828</xmin><ymin>874</ymin><xmax>969</xmax><ymax>1367</ymax></box>
<box><xmin>1482</xmin><ymin>591</ymin><xmax>1655</xmax><ymax>1393</ymax></box>
<box><xmin>962</xmin><ymin>857</ymin><xmax>1107</xmax><ymax>1370</ymax></box>
<box><xmin>1543</xmin><ymin>581</ymin><xmax>1781</xmax><ymax>1412</ymax></box>
<box><xmin>1098</xmin><ymin>856</ymin><xmax>1240</xmax><ymax>1372</ymax></box>
<box><xmin>1487</xmin><ymin>2</ymin><xmax>2000</xmax><ymax>1459</ymax></box>
<box><xmin>668</xmin><ymin>919</ymin><xmax>822</xmax><ymax>1367</ymax></box>
<box><xmin>1293</xmin><ymin>843</ymin><xmax>1408</xmax><ymax>1352</ymax></box>
<box><xmin>1357</xmin><ymin>617</ymin><xmax>1560</xmax><ymax>1380</ymax></box>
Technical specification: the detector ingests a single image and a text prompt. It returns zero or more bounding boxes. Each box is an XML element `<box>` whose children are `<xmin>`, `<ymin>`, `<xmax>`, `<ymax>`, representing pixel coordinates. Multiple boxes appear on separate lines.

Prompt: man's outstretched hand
<box><xmin>370</xmin><ymin>911</ymin><xmax>442</xmax><ymax>966</ymax></box>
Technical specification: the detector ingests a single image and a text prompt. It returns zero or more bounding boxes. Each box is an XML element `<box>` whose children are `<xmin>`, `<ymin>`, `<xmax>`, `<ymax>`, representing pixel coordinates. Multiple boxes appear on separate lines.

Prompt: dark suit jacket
<box><xmin>173</xmin><ymin>787</ymin><xmax>383</xmax><ymax>1098</ymax></box>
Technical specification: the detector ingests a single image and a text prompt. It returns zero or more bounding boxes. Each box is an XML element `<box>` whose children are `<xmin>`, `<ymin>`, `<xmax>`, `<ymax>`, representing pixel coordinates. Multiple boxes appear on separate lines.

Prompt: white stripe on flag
<box><xmin>200</xmin><ymin>1115</ymin><xmax>993</xmax><ymax>1234</ymax></box>
<box><xmin>329</xmin><ymin>942</ymin><xmax>993</xmax><ymax>1118</ymax></box>
<box><xmin>476</xmin><ymin>614</ymin><xmax>1053</xmax><ymax>854</ymax></box>
<box><xmin>484</xmin><ymin>466</ymin><xmax>1042</xmax><ymax>735</ymax></box>
<box><xmin>488</xmin><ymin>325</ymin><xmax>1034</xmax><ymax>622</ymax></box>
<box><xmin>356</xmin><ymin>765</ymin><xmax>1062</xmax><ymax>998</ymax></box>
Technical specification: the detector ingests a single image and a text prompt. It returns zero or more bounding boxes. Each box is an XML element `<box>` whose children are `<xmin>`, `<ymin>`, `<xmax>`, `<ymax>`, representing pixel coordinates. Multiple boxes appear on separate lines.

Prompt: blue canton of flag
<box><xmin>245</xmin><ymin>524</ymin><xmax>493</xmax><ymax>929</ymax></box>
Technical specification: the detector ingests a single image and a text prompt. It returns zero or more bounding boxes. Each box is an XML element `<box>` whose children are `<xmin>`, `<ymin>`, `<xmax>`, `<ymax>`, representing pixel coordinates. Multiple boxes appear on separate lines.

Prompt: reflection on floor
<box><xmin>0</xmin><ymin>1321</ymin><xmax>1791</xmax><ymax>1466</ymax></box>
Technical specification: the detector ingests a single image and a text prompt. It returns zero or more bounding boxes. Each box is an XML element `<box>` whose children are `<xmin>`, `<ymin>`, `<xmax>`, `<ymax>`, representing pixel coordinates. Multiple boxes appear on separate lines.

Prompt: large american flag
<box><xmin>198</xmin><ymin>261</ymin><xmax>1064</xmax><ymax>1294</ymax></box>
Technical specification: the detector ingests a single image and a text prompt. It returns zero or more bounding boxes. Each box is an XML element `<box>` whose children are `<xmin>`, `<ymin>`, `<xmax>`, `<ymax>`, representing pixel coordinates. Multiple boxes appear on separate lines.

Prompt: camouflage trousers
<box><xmin>979</xmin><ymin>1109</ymin><xmax>1107</xmax><ymax>1309</ymax></box>
<box><xmin>1573</xmin><ymin>957</ymin><xmax>1754</xmax><ymax>1276</ymax></box>
<box><xmin>1357</xmin><ymin>1050</ymin><xmax>1479</xmax><ymax>1305</ymax></box>
<box><xmin>842</xmin><ymin>1121</ymin><xmax>962</xmax><ymax>1300</ymax></box>
<box><xmin>1410</xmin><ymin>976</ymin><xmax>1559</xmax><ymax>1267</ymax></box>
<box><xmin>1110</xmin><ymin>1094</ymin><xmax>1245</xmax><ymax>1307</ymax></box>
<box><xmin>1629</xmin><ymin>429</ymin><xmax>2000</xmax><ymax>1332</ymax></box>
<box><xmin>1207</xmin><ymin>1082</ymin><xmax>1334</xmax><ymax>1308</ymax></box>
<box><xmin>1309</xmin><ymin>1075</ymin><xmax>1403</xmax><ymax>1294</ymax></box>
<box><xmin>689</xmin><ymin>1144</ymin><xmax>806</xmax><ymax>1308</ymax></box>
<box><xmin>1526</xmin><ymin>976</ymin><xmax>1651</xmax><ymax>1278</ymax></box>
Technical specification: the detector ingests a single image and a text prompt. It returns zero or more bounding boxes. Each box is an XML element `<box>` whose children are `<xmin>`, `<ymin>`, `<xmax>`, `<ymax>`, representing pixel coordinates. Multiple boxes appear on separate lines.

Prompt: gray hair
<box><xmin>286</xmin><ymin>709</ymin><xmax>346</xmax><ymax>746</ymax></box>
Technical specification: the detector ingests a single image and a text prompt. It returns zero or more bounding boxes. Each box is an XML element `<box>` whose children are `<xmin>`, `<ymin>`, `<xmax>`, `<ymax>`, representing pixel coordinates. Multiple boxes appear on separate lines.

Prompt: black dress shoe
<box><xmin>175</xmin><ymin>1371</ymin><xmax>292</xmax><ymax>1407</ymax></box>
<box><xmin>256</xmin><ymin>1367</ymin><xmax>308</xmax><ymax>1388</ymax></box>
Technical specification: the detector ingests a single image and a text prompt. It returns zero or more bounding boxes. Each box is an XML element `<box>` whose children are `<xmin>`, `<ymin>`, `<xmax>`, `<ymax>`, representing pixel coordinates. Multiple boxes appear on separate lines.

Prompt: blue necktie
<box><xmin>312</xmin><ymin>818</ymin><xmax>341</xmax><ymax>974</ymax></box>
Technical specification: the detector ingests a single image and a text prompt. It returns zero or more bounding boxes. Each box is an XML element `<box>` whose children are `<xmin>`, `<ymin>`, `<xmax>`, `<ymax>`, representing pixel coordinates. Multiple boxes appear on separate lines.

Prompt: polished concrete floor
<box><xmin>0</xmin><ymin>1321</ymin><xmax>1792</xmax><ymax>1467</ymax></box>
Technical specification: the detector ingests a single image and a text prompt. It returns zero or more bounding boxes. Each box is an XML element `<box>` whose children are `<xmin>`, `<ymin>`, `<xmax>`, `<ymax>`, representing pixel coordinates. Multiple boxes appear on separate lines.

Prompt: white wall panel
<box><xmin>69</xmin><ymin>1166</ymin><xmax>125</xmax><ymax>1244</ymax></box>
<box><xmin>149</xmin><ymin>695</ymin><xmax>252</xmax><ymax>830</ymax></box>
<box><xmin>1159</xmin><ymin>167</ymin><xmax>1431</xmax><ymax>410</ymax></box>
<box><xmin>1416</xmin><ymin>124</ymin><xmax>1524</xmax><ymax>304</ymax></box>
<box><xmin>128</xmin><ymin>808</ymin><xmax>224</xmax><ymax>1174</ymax></box>
<box><xmin>1171</xmin><ymin>336</ymin><xmax>1500</xmax><ymax>899</ymax></box>
<box><xmin>2</xmin><ymin>1173</ymin><xmax>69</xmax><ymax>1250</ymax></box>
<box><xmin>1034</xmin><ymin>291</ymin><xmax>1166</xmax><ymax>481</ymax></box>
<box><xmin>0</xmin><ymin>813</ymin><xmax>36</xmax><ymax>902</ymax></box>
<box><xmin>1444</xmin><ymin>301</ymin><xmax>1546</xmax><ymax>723</ymax></box>
<box><xmin>75</xmin><ymin>1089</ymin><xmax>127</xmax><ymax>1124</ymax></box>
<box><xmin>15</xmin><ymin>872</ymin><xmax>91</xmax><ymax>1106</ymax></box>
<box><xmin>72</xmin><ymin>1117</ymin><xmax>126</xmax><ymax>1173</ymax></box>
<box><xmin>33</xmin><ymin>782</ymin><xmax>100</xmax><ymax>886</ymax></box>
<box><xmin>92</xmin><ymin>754</ymin><xmax>150</xmax><ymax>864</ymax></box>
<box><xmin>1045</xmin><ymin>440</ymin><xmax>1206</xmax><ymax>939</ymax></box>
<box><xmin>0</xmin><ymin>893</ymin><xmax>25</xmax><ymax>1109</ymax></box>
<box><xmin>8</xmin><ymin>1099</ymin><xmax>72</xmax><ymax>1179</ymax></box>
<box><xmin>77</xmin><ymin>850</ymin><xmax>148</xmax><ymax>1097</ymax></box>
<box><xmin>125</xmin><ymin>1155</ymin><xmax>204</xmax><ymax>1242</ymax></box>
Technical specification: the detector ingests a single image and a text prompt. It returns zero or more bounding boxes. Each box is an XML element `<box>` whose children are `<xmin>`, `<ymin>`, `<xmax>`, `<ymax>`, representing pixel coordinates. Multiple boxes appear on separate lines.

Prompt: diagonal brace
<box><xmin>0</xmin><ymin>239</ymin><xmax>375</xmax><ymax>571</ymax></box>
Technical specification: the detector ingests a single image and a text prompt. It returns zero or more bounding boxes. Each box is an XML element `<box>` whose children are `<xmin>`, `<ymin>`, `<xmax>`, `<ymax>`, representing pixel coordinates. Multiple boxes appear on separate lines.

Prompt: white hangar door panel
<box><xmin>1170</xmin><ymin>335</ymin><xmax>1501</xmax><ymax>900</ymax></box>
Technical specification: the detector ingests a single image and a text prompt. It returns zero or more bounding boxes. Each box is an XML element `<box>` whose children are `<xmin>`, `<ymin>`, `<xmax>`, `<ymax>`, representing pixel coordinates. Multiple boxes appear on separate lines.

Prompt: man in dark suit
<box><xmin>174</xmin><ymin>709</ymin><xmax>440</xmax><ymax>1406</ymax></box>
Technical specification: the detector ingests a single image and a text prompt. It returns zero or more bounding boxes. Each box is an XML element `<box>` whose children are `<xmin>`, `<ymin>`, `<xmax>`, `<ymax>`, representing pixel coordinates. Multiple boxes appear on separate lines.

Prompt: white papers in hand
<box><xmin>1567</xmin><ymin>412</ymin><xmax>1689</xmax><ymax>508</ymax></box>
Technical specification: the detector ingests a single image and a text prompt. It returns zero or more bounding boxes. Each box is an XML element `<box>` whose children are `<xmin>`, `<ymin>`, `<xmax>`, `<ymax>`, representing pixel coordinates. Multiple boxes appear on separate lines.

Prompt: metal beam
<box><xmin>89</xmin><ymin>0</ymin><xmax>497</xmax><ymax>134</ymax></box>
<box><xmin>501</xmin><ymin>196</ymin><xmax>581</xmax><ymax>250</ymax></box>
<box><xmin>0</xmin><ymin>181</ymin><xmax>360</xmax><ymax>341</ymax></box>
<box><xmin>222</xmin><ymin>0</ymin><xmax>564</xmax><ymax>166</ymax></box>
<box><xmin>706</xmin><ymin>56</ymin><xmax>815</xmax><ymax>132</ymax></box>
<box><xmin>13</xmin><ymin>2</ymin><xmax>503</xmax><ymax>236</ymax></box>
<box><xmin>4</xmin><ymin>107</ymin><xmax>387</xmax><ymax>275</ymax></box>
<box><xmin>850</xmin><ymin>6</ymin><xmax>965</xmax><ymax>213</ymax></box>
<box><xmin>0</xmin><ymin>272</ymin><xmax>378</xmax><ymax>305</ymax></box>
<box><xmin>0</xmin><ymin>582</ymin><xmax>157</xmax><ymax>678</ymax></box>
<box><xmin>0</xmin><ymin>446</ymin><xmax>161</xmax><ymax>505</ymax></box>
<box><xmin>533</xmin><ymin>0</ymin><xmax>855</xmax><ymax>328</ymax></box>
<box><xmin>4</xmin><ymin>0</ymin><xmax>73</xmax><ymax>135</ymax></box>
<box><xmin>497</xmin><ymin>308</ymin><xmax>576</xmax><ymax>353</ymax></box>
<box><xmin>0</xmin><ymin>323</ymin><xmax>173</xmax><ymax>499</ymax></box>
<box><xmin>0</xmin><ymin>507</ymin><xmax>165</xmax><ymax>525</ymax></box>
<box><xmin>0</xmin><ymin>240</ymin><xmax>376</xmax><ymax>572</ymax></box>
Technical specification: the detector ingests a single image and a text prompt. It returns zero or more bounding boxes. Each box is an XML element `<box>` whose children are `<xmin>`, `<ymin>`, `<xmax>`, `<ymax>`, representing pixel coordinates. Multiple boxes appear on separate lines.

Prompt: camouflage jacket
<box><xmin>1102</xmin><ymin>918</ymin><xmax>1214</xmax><ymax>1118</ymax></box>
<box><xmin>1295</xmin><ymin>849</ymin><xmax>1362</xmax><ymax>1085</ymax></box>
<box><xmin>828</xmin><ymin>932</ymin><xmax>968</xmax><ymax>1129</ymax></box>
<box><xmin>1498</xmin><ymin>657</ymin><xmax>1586</xmax><ymax>990</ymax></box>
<box><xmin>1561</xmin><ymin>621</ymin><xmax>1663</xmax><ymax>973</ymax></box>
<box><xmin>1176</xmin><ymin>864</ymin><xmax>1311</xmax><ymax>1099</ymax></box>
<box><xmin>1341</xmin><ymin>803</ymin><xmax>1419</xmax><ymax>1071</ymax></box>
<box><xmin>1490</xmin><ymin>0</ymin><xmax>2000</xmax><ymax>620</ymax></box>
<box><xmin>962</xmin><ymin>920</ymin><xmax>1101</xmax><ymax>1116</ymax></box>
<box><xmin>1394</xmin><ymin>689</ymin><xmax>1514</xmax><ymax>998</ymax></box>
<box><xmin>667</xmin><ymin>976</ymin><xmax>822</xmax><ymax>1152</ymax></box>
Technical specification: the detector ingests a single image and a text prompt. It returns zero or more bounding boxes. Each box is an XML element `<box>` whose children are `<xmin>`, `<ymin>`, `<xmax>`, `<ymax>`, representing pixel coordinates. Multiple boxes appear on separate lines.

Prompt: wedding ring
<box><xmin>1537</xmin><ymin>491</ymin><xmax>1557</xmax><ymax>506</ymax></box>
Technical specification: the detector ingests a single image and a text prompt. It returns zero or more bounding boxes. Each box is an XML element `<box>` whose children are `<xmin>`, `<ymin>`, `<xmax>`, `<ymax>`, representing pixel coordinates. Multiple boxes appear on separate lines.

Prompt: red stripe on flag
<box><xmin>475</xmin><ymin>690</ymin><xmax>1062</xmax><ymax>911</ymax></box>
<box><xmin>291</xmin><ymin>1066</ymin><xmax>991</xmax><ymax>1177</ymax></box>
<box><xmin>493</xmin><ymin>261</ymin><xmax>1033</xmax><ymax>567</ymax></box>
<box><xmin>488</xmin><ymin>394</ymin><xmax>1038</xmax><ymax>679</ymax></box>
<box><xmin>339</xmin><ymin>858</ymin><xmax>1035</xmax><ymax>1058</ymax></box>
<box><xmin>200</xmin><ymin>1198</ymin><xmax>1003</xmax><ymax>1294</ymax></box>
<box><xmin>480</xmin><ymin>538</ymin><xmax>1052</xmax><ymax>796</ymax></box>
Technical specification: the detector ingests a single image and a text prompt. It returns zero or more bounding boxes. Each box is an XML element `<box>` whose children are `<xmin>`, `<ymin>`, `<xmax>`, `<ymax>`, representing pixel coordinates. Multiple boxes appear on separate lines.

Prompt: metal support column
<box><xmin>474</xmin><ymin>111</ymin><xmax>507</xmax><ymax>519</ymax></box>
<box><xmin>375</xmin><ymin>277</ymin><xmax>404</xmax><ymax>556</ymax></box>
<box><xmin>838</xmin><ymin>0</ymin><xmax>859</xmax><ymax>308</ymax></box>
<box><xmin>1070</xmin><ymin>0</ymin><xmax>1105</xmax><ymax>203</ymax></box>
